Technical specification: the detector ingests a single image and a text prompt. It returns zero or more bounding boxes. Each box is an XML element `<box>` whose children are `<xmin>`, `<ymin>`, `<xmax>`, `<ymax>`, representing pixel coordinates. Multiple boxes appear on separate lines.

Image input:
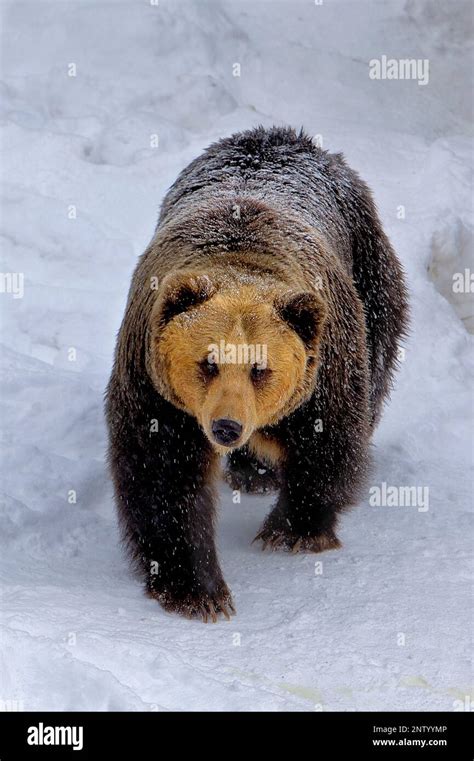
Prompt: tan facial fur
<box><xmin>153</xmin><ymin>282</ymin><xmax>318</xmax><ymax>453</ymax></box>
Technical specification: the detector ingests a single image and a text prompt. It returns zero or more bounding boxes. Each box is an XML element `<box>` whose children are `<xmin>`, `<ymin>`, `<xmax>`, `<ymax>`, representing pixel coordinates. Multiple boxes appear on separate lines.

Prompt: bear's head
<box><xmin>150</xmin><ymin>271</ymin><xmax>326</xmax><ymax>452</ymax></box>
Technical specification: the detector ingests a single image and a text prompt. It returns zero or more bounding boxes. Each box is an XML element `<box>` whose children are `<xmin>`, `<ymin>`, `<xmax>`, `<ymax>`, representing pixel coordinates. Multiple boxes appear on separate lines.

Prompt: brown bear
<box><xmin>106</xmin><ymin>126</ymin><xmax>408</xmax><ymax>622</ymax></box>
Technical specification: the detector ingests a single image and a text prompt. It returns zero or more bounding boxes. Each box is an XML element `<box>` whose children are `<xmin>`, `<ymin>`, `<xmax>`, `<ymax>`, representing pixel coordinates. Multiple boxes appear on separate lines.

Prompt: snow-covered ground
<box><xmin>0</xmin><ymin>0</ymin><xmax>472</xmax><ymax>711</ymax></box>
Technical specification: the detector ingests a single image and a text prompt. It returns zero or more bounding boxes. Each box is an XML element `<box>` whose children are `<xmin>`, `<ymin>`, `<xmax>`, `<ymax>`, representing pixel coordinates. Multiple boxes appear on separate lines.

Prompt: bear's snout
<box><xmin>211</xmin><ymin>418</ymin><xmax>243</xmax><ymax>447</ymax></box>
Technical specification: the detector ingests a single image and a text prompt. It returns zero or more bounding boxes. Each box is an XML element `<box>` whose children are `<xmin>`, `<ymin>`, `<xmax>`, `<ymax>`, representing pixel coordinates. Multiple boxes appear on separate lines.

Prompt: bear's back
<box><xmin>157</xmin><ymin>126</ymin><xmax>364</xmax><ymax>263</ymax></box>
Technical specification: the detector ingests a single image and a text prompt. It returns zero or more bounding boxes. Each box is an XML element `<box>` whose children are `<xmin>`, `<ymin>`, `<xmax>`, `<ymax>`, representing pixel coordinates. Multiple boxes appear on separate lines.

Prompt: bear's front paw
<box><xmin>147</xmin><ymin>583</ymin><xmax>236</xmax><ymax>623</ymax></box>
<box><xmin>254</xmin><ymin>524</ymin><xmax>341</xmax><ymax>554</ymax></box>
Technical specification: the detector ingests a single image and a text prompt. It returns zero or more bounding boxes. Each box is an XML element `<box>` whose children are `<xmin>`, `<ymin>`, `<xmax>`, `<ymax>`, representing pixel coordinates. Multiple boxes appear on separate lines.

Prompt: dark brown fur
<box><xmin>106</xmin><ymin>126</ymin><xmax>408</xmax><ymax>621</ymax></box>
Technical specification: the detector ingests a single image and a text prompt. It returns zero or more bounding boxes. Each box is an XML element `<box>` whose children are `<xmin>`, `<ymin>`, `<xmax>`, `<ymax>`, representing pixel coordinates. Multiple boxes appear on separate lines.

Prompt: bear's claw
<box><xmin>148</xmin><ymin>586</ymin><xmax>236</xmax><ymax>623</ymax></box>
<box><xmin>253</xmin><ymin>527</ymin><xmax>341</xmax><ymax>554</ymax></box>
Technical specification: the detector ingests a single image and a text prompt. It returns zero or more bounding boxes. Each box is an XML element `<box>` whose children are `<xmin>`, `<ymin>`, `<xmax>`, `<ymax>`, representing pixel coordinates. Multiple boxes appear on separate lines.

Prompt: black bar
<box><xmin>0</xmin><ymin>712</ymin><xmax>471</xmax><ymax>759</ymax></box>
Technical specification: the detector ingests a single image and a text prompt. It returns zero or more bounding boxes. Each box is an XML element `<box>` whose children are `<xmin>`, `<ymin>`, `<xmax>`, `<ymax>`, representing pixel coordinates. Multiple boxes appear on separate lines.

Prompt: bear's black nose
<box><xmin>211</xmin><ymin>418</ymin><xmax>243</xmax><ymax>446</ymax></box>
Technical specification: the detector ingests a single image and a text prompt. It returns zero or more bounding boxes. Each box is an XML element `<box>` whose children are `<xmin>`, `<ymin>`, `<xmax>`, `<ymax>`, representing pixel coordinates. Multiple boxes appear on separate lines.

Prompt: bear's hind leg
<box><xmin>224</xmin><ymin>446</ymin><xmax>281</xmax><ymax>494</ymax></box>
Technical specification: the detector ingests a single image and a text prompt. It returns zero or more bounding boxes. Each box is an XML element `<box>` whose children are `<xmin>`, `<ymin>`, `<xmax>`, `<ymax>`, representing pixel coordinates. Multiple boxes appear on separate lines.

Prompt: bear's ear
<box><xmin>156</xmin><ymin>272</ymin><xmax>216</xmax><ymax>326</ymax></box>
<box><xmin>274</xmin><ymin>291</ymin><xmax>327</xmax><ymax>350</ymax></box>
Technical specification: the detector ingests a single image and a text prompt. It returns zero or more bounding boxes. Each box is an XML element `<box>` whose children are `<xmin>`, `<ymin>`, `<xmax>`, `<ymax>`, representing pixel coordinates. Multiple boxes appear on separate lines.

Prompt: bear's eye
<box><xmin>199</xmin><ymin>357</ymin><xmax>219</xmax><ymax>380</ymax></box>
<box><xmin>250</xmin><ymin>364</ymin><xmax>271</xmax><ymax>386</ymax></box>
